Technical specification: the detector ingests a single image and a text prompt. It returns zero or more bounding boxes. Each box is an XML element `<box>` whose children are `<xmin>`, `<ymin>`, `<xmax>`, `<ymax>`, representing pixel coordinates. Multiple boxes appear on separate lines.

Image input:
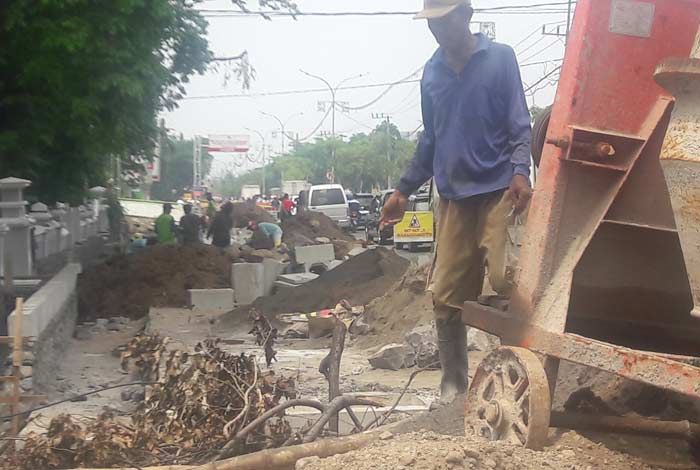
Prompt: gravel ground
<box><xmin>297</xmin><ymin>430</ymin><xmax>661</xmax><ymax>470</ymax></box>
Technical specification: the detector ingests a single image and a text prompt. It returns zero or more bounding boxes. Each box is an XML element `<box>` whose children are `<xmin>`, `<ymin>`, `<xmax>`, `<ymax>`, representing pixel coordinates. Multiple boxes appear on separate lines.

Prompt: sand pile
<box><xmin>281</xmin><ymin>212</ymin><xmax>354</xmax><ymax>247</ymax></box>
<box><xmin>232</xmin><ymin>202</ymin><xmax>275</xmax><ymax>228</ymax></box>
<box><xmin>78</xmin><ymin>245</ymin><xmax>234</xmax><ymax>321</ymax></box>
<box><xmin>225</xmin><ymin>249</ymin><xmax>409</xmax><ymax>321</ymax></box>
<box><xmin>354</xmin><ymin>263</ymin><xmax>433</xmax><ymax>348</ymax></box>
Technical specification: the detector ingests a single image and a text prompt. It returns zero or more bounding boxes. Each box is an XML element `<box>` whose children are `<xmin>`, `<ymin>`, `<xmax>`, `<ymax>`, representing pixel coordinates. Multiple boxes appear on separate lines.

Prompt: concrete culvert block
<box><xmin>231</xmin><ymin>263</ymin><xmax>265</xmax><ymax>305</ymax></box>
<box><xmin>368</xmin><ymin>343</ymin><xmax>416</xmax><ymax>371</ymax></box>
<box><xmin>188</xmin><ymin>289</ymin><xmax>235</xmax><ymax>312</ymax></box>
<box><xmin>295</xmin><ymin>244</ymin><xmax>335</xmax><ymax>271</ymax></box>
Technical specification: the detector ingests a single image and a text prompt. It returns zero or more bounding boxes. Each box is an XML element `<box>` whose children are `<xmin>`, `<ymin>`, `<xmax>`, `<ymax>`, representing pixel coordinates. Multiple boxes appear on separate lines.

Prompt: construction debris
<box><xmin>78</xmin><ymin>245</ymin><xmax>235</xmax><ymax>321</ymax></box>
<box><xmin>367</xmin><ymin>344</ymin><xmax>416</xmax><ymax>371</ymax></box>
<box><xmin>405</xmin><ymin>324</ymin><xmax>440</xmax><ymax>369</ymax></box>
<box><xmin>1</xmin><ymin>335</ymin><xmax>296</xmax><ymax>469</ymax></box>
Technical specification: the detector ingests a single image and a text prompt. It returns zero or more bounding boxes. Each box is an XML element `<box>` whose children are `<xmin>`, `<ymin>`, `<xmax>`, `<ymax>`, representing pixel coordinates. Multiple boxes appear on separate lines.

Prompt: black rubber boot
<box><xmin>436</xmin><ymin>317</ymin><xmax>468</xmax><ymax>404</ymax></box>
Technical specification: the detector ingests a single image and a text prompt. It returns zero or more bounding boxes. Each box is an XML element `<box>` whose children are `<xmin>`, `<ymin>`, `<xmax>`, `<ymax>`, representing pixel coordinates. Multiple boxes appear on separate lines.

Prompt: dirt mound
<box><xmin>78</xmin><ymin>245</ymin><xmax>234</xmax><ymax>321</ymax></box>
<box><xmin>233</xmin><ymin>202</ymin><xmax>275</xmax><ymax>228</ymax></box>
<box><xmin>300</xmin><ymin>430</ymin><xmax>661</xmax><ymax>470</ymax></box>
<box><xmin>224</xmin><ymin>249</ymin><xmax>409</xmax><ymax>321</ymax></box>
<box><xmin>354</xmin><ymin>263</ymin><xmax>433</xmax><ymax>349</ymax></box>
<box><xmin>281</xmin><ymin>211</ymin><xmax>354</xmax><ymax>247</ymax></box>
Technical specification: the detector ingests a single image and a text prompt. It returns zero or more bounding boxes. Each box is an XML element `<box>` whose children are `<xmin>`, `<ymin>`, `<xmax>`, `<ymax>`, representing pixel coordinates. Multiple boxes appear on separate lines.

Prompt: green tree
<box><xmin>0</xmin><ymin>0</ymin><xmax>295</xmax><ymax>204</ymax></box>
<box><xmin>214</xmin><ymin>123</ymin><xmax>418</xmax><ymax>198</ymax></box>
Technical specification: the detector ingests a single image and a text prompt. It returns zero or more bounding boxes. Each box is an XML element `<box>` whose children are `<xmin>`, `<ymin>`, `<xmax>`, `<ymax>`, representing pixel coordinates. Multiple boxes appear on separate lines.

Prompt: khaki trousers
<box><xmin>429</xmin><ymin>190</ymin><xmax>513</xmax><ymax>322</ymax></box>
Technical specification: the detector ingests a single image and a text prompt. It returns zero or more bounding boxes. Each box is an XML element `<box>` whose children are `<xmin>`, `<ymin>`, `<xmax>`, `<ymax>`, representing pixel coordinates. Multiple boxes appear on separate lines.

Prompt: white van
<box><xmin>307</xmin><ymin>184</ymin><xmax>349</xmax><ymax>227</ymax></box>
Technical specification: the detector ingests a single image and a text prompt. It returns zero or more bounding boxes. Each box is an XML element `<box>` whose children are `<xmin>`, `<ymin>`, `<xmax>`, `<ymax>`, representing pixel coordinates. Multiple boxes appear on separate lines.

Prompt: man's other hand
<box><xmin>507</xmin><ymin>174</ymin><xmax>532</xmax><ymax>215</ymax></box>
<box><xmin>379</xmin><ymin>191</ymin><xmax>409</xmax><ymax>230</ymax></box>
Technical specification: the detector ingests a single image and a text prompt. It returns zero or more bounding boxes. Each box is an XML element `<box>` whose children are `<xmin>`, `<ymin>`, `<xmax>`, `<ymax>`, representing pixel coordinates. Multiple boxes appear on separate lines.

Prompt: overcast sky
<box><xmin>163</xmin><ymin>0</ymin><xmax>569</xmax><ymax>177</ymax></box>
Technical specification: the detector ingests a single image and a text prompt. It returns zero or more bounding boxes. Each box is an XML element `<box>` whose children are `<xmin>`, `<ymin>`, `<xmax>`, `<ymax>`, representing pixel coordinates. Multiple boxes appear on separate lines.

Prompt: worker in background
<box><xmin>207</xmin><ymin>201</ymin><xmax>235</xmax><ymax>248</ymax></box>
<box><xmin>381</xmin><ymin>0</ymin><xmax>532</xmax><ymax>405</ymax></box>
<box><xmin>296</xmin><ymin>190</ymin><xmax>307</xmax><ymax>217</ymax></box>
<box><xmin>247</xmin><ymin>220</ymin><xmax>283</xmax><ymax>249</ymax></box>
<box><xmin>179</xmin><ymin>203</ymin><xmax>201</xmax><ymax>245</ymax></box>
<box><xmin>205</xmin><ymin>192</ymin><xmax>217</xmax><ymax>226</ymax></box>
<box><xmin>280</xmin><ymin>193</ymin><xmax>296</xmax><ymax>220</ymax></box>
<box><xmin>155</xmin><ymin>203</ymin><xmax>177</xmax><ymax>245</ymax></box>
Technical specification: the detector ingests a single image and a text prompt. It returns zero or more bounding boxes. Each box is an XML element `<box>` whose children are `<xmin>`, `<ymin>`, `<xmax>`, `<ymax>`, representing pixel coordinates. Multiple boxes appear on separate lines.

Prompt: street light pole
<box><xmin>246</xmin><ymin>128</ymin><xmax>266</xmax><ymax>196</ymax></box>
<box><xmin>300</xmin><ymin>70</ymin><xmax>365</xmax><ymax>182</ymax></box>
<box><xmin>261</xmin><ymin>111</ymin><xmax>304</xmax><ymax>154</ymax></box>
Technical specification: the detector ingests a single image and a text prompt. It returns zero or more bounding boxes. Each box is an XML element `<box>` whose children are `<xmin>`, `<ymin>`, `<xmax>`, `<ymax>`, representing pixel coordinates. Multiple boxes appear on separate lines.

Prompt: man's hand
<box><xmin>379</xmin><ymin>190</ymin><xmax>409</xmax><ymax>230</ymax></box>
<box><xmin>507</xmin><ymin>174</ymin><xmax>532</xmax><ymax>215</ymax></box>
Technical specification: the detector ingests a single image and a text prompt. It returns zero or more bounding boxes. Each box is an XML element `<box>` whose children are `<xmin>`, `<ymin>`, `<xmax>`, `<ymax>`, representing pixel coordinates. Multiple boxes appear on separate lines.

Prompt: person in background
<box><xmin>280</xmin><ymin>193</ymin><xmax>296</xmax><ymax>220</ymax></box>
<box><xmin>296</xmin><ymin>190</ymin><xmax>307</xmax><ymax>217</ymax></box>
<box><xmin>205</xmin><ymin>192</ymin><xmax>217</xmax><ymax>226</ymax></box>
<box><xmin>155</xmin><ymin>203</ymin><xmax>177</xmax><ymax>245</ymax></box>
<box><xmin>207</xmin><ymin>201</ymin><xmax>235</xmax><ymax>248</ymax></box>
<box><xmin>271</xmin><ymin>196</ymin><xmax>281</xmax><ymax>211</ymax></box>
<box><xmin>179</xmin><ymin>203</ymin><xmax>201</xmax><ymax>245</ymax></box>
<box><xmin>247</xmin><ymin>220</ymin><xmax>283</xmax><ymax>249</ymax></box>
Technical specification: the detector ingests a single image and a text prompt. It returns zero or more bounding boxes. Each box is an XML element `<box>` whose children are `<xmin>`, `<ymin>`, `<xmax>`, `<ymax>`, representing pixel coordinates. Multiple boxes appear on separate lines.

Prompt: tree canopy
<box><xmin>215</xmin><ymin>122</ymin><xmax>418</xmax><ymax>197</ymax></box>
<box><xmin>0</xmin><ymin>0</ymin><xmax>295</xmax><ymax>204</ymax></box>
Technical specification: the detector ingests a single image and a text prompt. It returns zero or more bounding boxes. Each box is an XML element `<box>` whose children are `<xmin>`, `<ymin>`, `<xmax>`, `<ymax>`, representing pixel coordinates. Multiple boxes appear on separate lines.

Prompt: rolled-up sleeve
<box><xmin>397</xmin><ymin>78</ymin><xmax>435</xmax><ymax>195</ymax></box>
<box><xmin>503</xmin><ymin>47</ymin><xmax>532</xmax><ymax>179</ymax></box>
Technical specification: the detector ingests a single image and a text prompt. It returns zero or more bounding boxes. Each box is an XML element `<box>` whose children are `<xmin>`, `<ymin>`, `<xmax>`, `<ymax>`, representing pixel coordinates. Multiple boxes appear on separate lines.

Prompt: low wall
<box><xmin>8</xmin><ymin>263</ymin><xmax>81</xmax><ymax>338</ymax></box>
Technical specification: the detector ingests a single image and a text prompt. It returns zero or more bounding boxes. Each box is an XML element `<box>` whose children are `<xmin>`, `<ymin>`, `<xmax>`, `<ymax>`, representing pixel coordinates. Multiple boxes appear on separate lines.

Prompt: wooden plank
<box><xmin>12</xmin><ymin>298</ymin><xmax>23</xmax><ymax>367</ymax></box>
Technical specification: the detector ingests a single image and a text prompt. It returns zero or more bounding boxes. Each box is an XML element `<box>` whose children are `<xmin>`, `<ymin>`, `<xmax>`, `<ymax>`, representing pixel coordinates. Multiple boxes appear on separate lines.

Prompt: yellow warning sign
<box><xmin>394</xmin><ymin>211</ymin><xmax>434</xmax><ymax>242</ymax></box>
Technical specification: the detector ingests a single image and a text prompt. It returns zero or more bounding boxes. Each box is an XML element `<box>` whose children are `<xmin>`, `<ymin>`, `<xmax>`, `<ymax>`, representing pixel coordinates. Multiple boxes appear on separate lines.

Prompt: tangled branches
<box><xmin>1</xmin><ymin>335</ymin><xmax>296</xmax><ymax>469</ymax></box>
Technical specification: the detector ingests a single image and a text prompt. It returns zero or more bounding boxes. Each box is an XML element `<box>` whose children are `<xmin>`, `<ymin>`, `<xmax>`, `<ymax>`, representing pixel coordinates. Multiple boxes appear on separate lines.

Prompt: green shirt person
<box><xmin>155</xmin><ymin>203</ymin><xmax>177</xmax><ymax>245</ymax></box>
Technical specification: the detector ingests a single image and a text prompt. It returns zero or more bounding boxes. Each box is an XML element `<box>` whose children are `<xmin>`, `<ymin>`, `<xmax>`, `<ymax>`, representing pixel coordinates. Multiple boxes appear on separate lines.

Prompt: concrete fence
<box><xmin>0</xmin><ymin>177</ymin><xmax>109</xmax><ymax>278</ymax></box>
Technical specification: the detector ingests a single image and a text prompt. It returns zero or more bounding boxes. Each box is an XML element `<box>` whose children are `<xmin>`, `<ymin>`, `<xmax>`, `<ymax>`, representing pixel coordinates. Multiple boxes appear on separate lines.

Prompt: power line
<box><xmin>523</xmin><ymin>65</ymin><xmax>562</xmax><ymax>93</ymax></box>
<box><xmin>519</xmin><ymin>38</ymin><xmax>563</xmax><ymax>63</ymax></box>
<box><xmin>197</xmin><ymin>3</ymin><xmax>575</xmax><ymax>17</ymax></box>
<box><xmin>341</xmin><ymin>67</ymin><xmax>424</xmax><ymax>111</ymax></box>
<box><xmin>520</xmin><ymin>58</ymin><xmax>564</xmax><ymax>67</ymax></box>
<box><xmin>182</xmin><ymin>79</ymin><xmax>421</xmax><ymax>101</ymax></box>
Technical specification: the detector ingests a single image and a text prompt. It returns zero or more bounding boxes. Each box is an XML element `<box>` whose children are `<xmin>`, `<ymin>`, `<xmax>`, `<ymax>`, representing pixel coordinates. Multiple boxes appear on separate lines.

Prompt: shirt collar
<box><xmin>434</xmin><ymin>33</ymin><xmax>491</xmax><ymax>66</ymax></box>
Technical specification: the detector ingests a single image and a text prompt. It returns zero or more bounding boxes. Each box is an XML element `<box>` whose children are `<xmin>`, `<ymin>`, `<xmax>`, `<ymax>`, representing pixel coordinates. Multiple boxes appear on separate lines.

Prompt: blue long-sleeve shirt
<box><xmin>397</xmin><ymin>34</ymin><xmax>532</xmax><ymax>200</ymax></box>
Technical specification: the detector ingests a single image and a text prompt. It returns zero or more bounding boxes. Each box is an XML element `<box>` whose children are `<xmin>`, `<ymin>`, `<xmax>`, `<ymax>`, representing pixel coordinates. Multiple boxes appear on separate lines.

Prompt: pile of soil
<box><xmin>354</xmin><ymin>263</ymin><xmax>433</xmax><ymax>349</ymax></box>
<box><xmin>281</xmin><ymin>212</ymin><xmax>354</xmax><ymax>247</ymax></box>
<box><xmin>78</xmin><ymin>245</ymin><xmax>234</xmax><ymax>321</ymax></box>
<box><xmin>225</xmin><ymin>249</ymin><xmax>409</xmax><ymax>321</ymax></box>
<box><xmin>233</xmin><ymin>202</ymin><xmax>275</xmax><ymax>228</ymax></box>
<box><xmin>300</xmin><ymin>430</ymin><xmax>661</xmax><ymax>470</ymax></box>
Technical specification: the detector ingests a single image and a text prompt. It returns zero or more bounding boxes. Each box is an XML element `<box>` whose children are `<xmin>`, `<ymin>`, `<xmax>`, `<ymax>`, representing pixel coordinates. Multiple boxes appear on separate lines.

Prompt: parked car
<box><xmin>306</xmin><ymin>184</ymin><xmax>349</xmax><ymax>227</ymax></box>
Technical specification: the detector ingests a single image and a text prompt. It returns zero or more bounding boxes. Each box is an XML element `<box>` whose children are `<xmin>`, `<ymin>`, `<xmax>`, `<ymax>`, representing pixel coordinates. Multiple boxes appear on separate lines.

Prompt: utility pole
<box><xmin>193</xmin><ymin>135</ymin><xmax>202</xmax><ymax>190</ymax></box>
<box><xmin>372</xmin><ymin>113</ymin><xmax>393</xmax><ymax>189</ymax></box>
<box><xmin>300</xmin><ymin>70</ymin><xmax>365</xmax><ymax>181</ymax></box>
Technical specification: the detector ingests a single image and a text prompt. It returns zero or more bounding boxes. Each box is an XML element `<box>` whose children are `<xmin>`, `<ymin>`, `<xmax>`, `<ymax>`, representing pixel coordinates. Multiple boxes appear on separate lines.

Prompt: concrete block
<box><xmin>262</xmin><ymin>259</ymin><xmax>288</xmax><ymax>296</ymax></box>
<box><xmin>295</xmin><ymin>244</ymin><xmax>335</xmax><ymax>271</ymax></box>
<box><xmin>277</xmin><ymin>273</ymin><xmax>318</xmax><ymax>285</ymax></box>
<box><xmin>348</xmin><ymin>246</ymin><xmax>368</xmax><ymax>257</ymax></box>
<box><xmin>324</xmin><ymin>260</ymin><xmax>344</xmax><ymax>271</ymax></box>
<box><xmin>405</xmin><ymin>324</ymin><xmax>439</xmax><ymax>368</ymax></box>
<box><xmin>8</xmin><ymin>263</ymin><xmax>81</xmax><ymax>338</ymax></box>
<box><xmin>188</xmin><ymin>289</ymin><xmax>235</xmax><ymax>311</ymax></box>
<box><xmin>232</xmin><ymin>263</ymin><xmax>265</xmax><ymax>306</ymax></box>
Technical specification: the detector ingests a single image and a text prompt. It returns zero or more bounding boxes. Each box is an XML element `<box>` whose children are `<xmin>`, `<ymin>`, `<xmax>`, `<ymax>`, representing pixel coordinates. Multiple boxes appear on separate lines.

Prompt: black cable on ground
<box><xmin>0</xmin><ymin>381</ymin><xmax>158</xmax><ymax>420</ymax></box>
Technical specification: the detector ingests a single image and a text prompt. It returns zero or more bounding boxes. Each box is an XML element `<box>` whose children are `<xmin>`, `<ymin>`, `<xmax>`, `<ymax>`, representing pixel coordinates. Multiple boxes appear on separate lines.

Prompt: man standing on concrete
<box><xmin>381</xmin><ymin>0</ymin><xmax>532</xmax><ymax>404</ymax></box>
<box><xmin>155</xmin><ymin>203</ymin><xmax>177</xmax><ymax>245</ymax></box>
<box><xmin>179</xmin><ymin>203</ymin><xmax>201</xmax><ymax>245</ymax></box>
